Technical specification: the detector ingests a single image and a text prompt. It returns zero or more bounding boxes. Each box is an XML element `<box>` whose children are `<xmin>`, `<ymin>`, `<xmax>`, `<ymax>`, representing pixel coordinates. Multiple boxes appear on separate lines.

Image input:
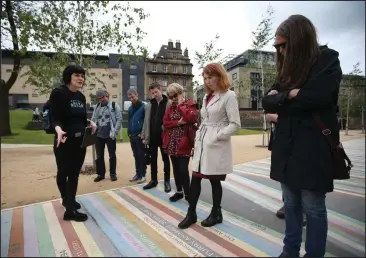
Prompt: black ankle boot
<box><xmin>201</xmin><ymin>207</ymin><xmax>223</xmax><ymax>227</ymax></box>
<box><xmin>178</xmin><ymin>208</ymin><xmax>197</xmax><ymax>229</ymax></box>
<box><xmin>63</xmin><ymin>210</ymin><xmax>88</xmax><ymax>222</ymax></box>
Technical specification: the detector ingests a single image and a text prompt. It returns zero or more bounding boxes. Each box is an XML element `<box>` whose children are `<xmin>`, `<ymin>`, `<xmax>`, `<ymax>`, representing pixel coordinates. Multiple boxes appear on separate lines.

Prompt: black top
<box><xmin>49</xmin><ymin>85</ymin><xmax>87</xmax><ymax>136</ymax></box>
<box><xmin>262</xmin><ymin>45</ymin><xmax>342</xmax><ymax>193</ymax></box>
<box><xmin>149</xmin><ymin>95</ymin><xmax>168</xmax><ymax>143</ymax></box>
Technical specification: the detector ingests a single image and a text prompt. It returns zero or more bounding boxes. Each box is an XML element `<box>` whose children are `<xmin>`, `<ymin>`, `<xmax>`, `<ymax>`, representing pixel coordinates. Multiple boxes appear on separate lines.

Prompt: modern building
<box><xmin>223</xmin><ymin>49</ymin><xmax>276</xmax><ymax>110</ymax></box>
<box><xmin>1</xmin><ymin>49</ymin><xmax>146</xmax><ymax>110</ymax></box>
<box><xmin>144</xmin><ymin>40</ymin><xmax>194</xmax><ymax>100</ymax></box>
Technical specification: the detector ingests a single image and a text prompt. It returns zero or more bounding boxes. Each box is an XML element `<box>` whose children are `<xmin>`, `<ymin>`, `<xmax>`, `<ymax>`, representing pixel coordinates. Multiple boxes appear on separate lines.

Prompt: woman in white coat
<box><xmin>178</xmin><ymin>63</ymin><xmax>241</xmax><ymax>229</ymax></box>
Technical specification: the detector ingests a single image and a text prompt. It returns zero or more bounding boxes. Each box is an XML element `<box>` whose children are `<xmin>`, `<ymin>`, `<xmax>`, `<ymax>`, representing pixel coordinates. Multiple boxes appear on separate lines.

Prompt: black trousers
<box><xmin>149</xmin><ymin>142</ymin><xmax>170</xmax><ymax>181</ymax></box>
<box><xmin>54</xmin><ymin>136</ymin><xmax>86</xmax><ymax>211</ymax></box>
<box><xmin>188</xmin><ymin>176</ymin><xmax>223</xmax><ymax>210</ymax></box>
<box><xmin>170</xmin><ymin>156</ymin><xmax>190</xmax><ymax>195</ymax></box>
<box><xmin>95</xmin><ymin>137</ymin><xmax>117</xmax><ymax>176</ymax></box>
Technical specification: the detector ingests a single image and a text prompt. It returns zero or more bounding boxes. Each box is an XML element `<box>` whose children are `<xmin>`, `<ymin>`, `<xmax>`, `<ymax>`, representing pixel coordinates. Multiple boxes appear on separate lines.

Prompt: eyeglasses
<box><xmin>273</xmin><ymin>42</ymin><xmax>287</xmax><ymax>51</ymax></box>
<box><xmin>168</xmin><ymin>94</ymin><xmax>178</xmax><ymax>100</ymax></box>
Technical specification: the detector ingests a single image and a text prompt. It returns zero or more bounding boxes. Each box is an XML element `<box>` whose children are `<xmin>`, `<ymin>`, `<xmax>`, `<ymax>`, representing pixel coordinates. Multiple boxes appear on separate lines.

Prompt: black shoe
<box><xmin>94</xmin><ymin>175</ymin><xmax>105</xmax><ymax>182</ymax></box>
<box><xmin>278</xmin><ymin>252</ymin><xmax>290</xmax><ymax>257</ymax></box>
<box><xmin>143</xmin><ymin>180</ymin><xmax>158</xmax><ymax>190</ymax></box>
<box><xmin>164</xmin><ymin>181</ymin><xmax>171</xmax><ymax>193</ymax></box>
<box><xmin>276</xmin><ymin>205</ymin><xmax>285</xmax><ymax>219</ymax></box>
<box><xmin>62</xmin><ymin>199</ymin><xmax>81</xmax><ymax>210</ymax></box>
<box><xmin>178</xmin><ymin>208</ymin><xmax>197</xmax><ymax>229</ymax></box>
<box><xmin>169</xmin><ymin>192</ymin><xmax>184</xmax><ymax>202</ymax></box>
<box><xmin>201</xmin><ymin>207</ymin><xmax>223</xmax><ymax>227</ymax></box>
<box><xmin>63</xmin><ymin>210</ymin><xmax>88</xmax><ymax>222</ymax></box>
<box><xmin>110</xmin><ymin>175</ymin><xmax>117</xmax><ymax>181</ymax></box>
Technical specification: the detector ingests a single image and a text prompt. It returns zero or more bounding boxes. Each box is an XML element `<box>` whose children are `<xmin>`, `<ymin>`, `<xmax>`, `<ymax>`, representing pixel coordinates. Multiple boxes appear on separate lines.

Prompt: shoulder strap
<box><xmin>312</xmin><ymin>113</ymin><xmax>352</xmax><ymax>164</ymax></box>
<box><xmin>112</xmin><ymin>101</ymin><xmax>116</xmax><ymax>111</ymax></box>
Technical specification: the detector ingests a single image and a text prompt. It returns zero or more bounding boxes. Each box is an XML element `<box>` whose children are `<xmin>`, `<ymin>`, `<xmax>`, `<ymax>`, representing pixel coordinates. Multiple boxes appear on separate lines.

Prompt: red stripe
<box><xmin>227</xmin><ymin>175</ymin><xmax>365</xmax><ymax>242</ymax></box>
<box><xmin>8</xmin><ymin>208</ymin><xmax>24</xmax><ymax>257</ymax></box>
<box><xmin>51</xmin><ymin>201</ymin><xmax>88</xmax><ymax>257</ymax></box>
<box><xmin>127</xmin><ymin>188</ymin><xmax>254</xmax><ymax>257</ymax></box>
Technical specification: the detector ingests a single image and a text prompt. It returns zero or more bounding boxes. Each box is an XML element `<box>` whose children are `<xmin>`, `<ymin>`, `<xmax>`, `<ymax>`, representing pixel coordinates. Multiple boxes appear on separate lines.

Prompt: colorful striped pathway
<box><xmin>1</xmin><ymin>138</ymin><xmax>364</xmax><ymax>257</ymax></box>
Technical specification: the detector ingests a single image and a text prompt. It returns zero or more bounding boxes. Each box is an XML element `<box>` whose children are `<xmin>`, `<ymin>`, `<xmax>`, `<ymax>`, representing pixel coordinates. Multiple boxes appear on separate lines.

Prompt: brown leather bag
<box><xmin>312</xmin><ymin>113</ymin><xmax>353</xmax><ymax>180</ymax></box>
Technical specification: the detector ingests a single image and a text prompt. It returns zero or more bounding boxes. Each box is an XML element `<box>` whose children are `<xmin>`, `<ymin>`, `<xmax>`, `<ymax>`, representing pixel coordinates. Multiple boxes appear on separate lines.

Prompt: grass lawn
<box><xmin>1</xmin><ymin>110</ymin><xmax>261</xmax><ymax>145</ymax></box>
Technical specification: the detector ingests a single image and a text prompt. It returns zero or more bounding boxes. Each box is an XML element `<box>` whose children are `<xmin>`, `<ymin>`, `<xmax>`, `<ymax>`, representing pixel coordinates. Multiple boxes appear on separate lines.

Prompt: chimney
<box><xmin>175</xmin><ymin>40</ymin><xmax>181</xmax><ymax>50</ymax></box>
<box><xmin>168</xmin><ymin>39</ymin><xmax>173</xmax><ymax>49</ymax></box>
<box><xmin>184</xmin><ymin>48</ymin><xmax>189</xmax><ymax>57</ymax></box>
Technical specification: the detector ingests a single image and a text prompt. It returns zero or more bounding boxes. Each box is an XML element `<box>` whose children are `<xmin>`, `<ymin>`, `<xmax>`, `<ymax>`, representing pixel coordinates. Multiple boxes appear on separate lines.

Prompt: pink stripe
<box><xmin>23</xmin><ymin>206</ymin><xmax>40</xmax><ymax>257</ymax></box>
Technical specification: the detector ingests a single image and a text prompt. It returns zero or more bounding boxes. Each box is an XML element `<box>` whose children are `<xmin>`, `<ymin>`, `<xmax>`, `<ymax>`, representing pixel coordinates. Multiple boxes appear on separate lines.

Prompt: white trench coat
<box><xmin>191</xmin><ymin>90</ymin><xmax>241</xmax><ymax>175</ymax></box>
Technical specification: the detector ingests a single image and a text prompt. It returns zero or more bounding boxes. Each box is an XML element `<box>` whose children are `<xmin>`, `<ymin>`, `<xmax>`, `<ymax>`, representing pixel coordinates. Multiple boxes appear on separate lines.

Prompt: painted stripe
<box><xmin>132</xmin><ymin>186</ymin><xmax>273</xmax><ymax>257</ymax></box>
<box><xmin>99</xmin><ymin>192</ymin><xmax>182</xmax><ymax>257</ymax></box>
<box><xmin>34</xmin><ymin>204</ymin><xmax>55</xmax><ymax>257</ymax></box>
<box><xmin>123</xmin><ymin>188</ymin><xmax>243</xmax><ymax>257</ymax></box>
<box><xmin>23</xmin><ymin>206</ymin><xmax>40</xmax><ymax>257</ymax></box>
<box><xmin>43</xmin><ymin>202</ymin><xmax>72</xmax><ymax>257</ymax></box>
<box><xmin>84</xmin><ymin>195</ymin><xmax>148</xmax><ymax>257</ymax></box>
<box><xmin>8</xmin><ymin>208</ymin><xmax>24</xmax><ymax>257</ymax></box>
<box><xmin>78</xmin><ymin>195</ymin><xmax>133</xmax><ymax>256</ymax></box>
<box><xmin>51</xmin><ymin>201</ymin><xmax>88</xmax><ymax>257</ymax></box>
<box><xmin>148</xmin><ymin>185</ymin><xmax>284</xmax><ymax>257</ymax></box>
<box><xmin>94</xmin><ymin>193</ymin><xmax>165</xmax><ymax>257</ymax></box>
<box><xmin>70</xmin><ymin>219</ymin><xmax>104</xmax><ymax>257</ymax></box>
<box><xmin>1</xmin><ymin>210</ymin><xmax>13</xmax><ymax>257</ymax></box>
<box><xmin>107</xmin><ymin>190</ymin><xmax>204</xmax><ymax>257</ymax></box>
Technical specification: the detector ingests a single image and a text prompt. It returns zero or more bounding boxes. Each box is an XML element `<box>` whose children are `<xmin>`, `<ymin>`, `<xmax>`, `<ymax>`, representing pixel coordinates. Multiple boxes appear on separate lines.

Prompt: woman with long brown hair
<box><xmin>262</xmin><ymin>15</ymin><xmax>342</xmax><ymax>257</ymax></box>
<box><xmin>178</xmin><ymin>63</ymin><xmax>241</xmax><ymax>229</ymax></box>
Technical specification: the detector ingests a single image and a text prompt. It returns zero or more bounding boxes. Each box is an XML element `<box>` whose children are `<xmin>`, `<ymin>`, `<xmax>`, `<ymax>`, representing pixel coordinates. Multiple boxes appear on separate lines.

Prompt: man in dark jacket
<box><xmin>141</xmin><ymin>82</ymin><xmax>172</xmax><ymax>192</ymax></box>
<box><xmin>127</xmin><ymin>89</ymin><xmax>146</xmax><ymax>184</ymax></box>
<box><xmin>262</xmin><ymin>15</ymin><xmax>342</xmax><ymax>258</ymax></box>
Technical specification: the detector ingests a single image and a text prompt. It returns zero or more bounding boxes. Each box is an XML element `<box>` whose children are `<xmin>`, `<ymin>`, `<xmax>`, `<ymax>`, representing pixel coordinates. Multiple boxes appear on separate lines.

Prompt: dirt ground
<box><xmin>1</xmin><ymin>131</ymin><xmax>364</xmax><ymax>209</ymax></box>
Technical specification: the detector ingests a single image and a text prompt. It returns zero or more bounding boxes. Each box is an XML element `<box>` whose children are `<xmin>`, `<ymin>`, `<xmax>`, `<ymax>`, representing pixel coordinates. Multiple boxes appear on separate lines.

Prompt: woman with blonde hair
<box><xmin>162</xmin><ymin>83</ymin><xmax>198</xmax><ymax>202</ymax></box>
<box><xmin>178</xmin><ymin>63</ymin><xmax>241</xmax><ymax>229</ymax></box>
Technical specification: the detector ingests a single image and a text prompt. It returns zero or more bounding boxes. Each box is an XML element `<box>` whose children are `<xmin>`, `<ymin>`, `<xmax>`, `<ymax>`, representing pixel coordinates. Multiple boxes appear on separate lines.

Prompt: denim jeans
<box><xmin>281</xmin><ymin>183</ymin><xmax>328</xmax><ymax>257</ymax></box>
<box><xmin>95</xmin><ymin>137</ymin><xmax>117</xmax><ymax>176</ymax></box>
<box><xmin>129</xmin><ymin>135</ymin><xmax>146</xmax><ymax>178</ymax></box>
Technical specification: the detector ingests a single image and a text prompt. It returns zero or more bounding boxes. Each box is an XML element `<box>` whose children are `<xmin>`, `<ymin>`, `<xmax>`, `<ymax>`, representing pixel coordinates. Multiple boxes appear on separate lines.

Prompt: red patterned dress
<box><xmin>192</xmin><ymin>93</ymin><xmax>227</xmax><ymax>181</ymax></box>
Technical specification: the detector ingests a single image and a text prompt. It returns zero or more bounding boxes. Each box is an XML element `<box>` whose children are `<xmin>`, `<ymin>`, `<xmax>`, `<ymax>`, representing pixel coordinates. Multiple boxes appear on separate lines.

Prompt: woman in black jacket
<box><xmin>50</xmin><ymin>64</ymin><xmax>96</xmax><ymax>222</ymax></box>
<box><xmin>262</xmin><ymin>15</ymin><xmax>342</xmax><ymax>257</ymax></box>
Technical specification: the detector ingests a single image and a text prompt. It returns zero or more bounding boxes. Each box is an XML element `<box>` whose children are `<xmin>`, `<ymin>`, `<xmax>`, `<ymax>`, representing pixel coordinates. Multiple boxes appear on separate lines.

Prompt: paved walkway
<box><xmin>1</xmin><ymin>138</ymin><xmax>364</xmax><ymax>257</ymax></box>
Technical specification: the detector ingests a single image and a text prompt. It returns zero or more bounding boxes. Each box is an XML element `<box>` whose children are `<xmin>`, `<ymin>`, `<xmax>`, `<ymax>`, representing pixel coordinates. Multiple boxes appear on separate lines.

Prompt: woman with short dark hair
<box><xmin>50</xmin><ymin>64</ymin><xmax>96</xmax><ymax>222</ymax></box>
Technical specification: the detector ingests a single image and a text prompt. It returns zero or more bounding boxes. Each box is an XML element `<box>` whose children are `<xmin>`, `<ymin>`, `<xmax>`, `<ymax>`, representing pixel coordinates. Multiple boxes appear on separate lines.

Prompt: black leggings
<box><xmin>54</xmin><ymin>136</ymin><xmax>86</xmax><ymax>211</ymax></box>
<box><xmin>170</xmin><ymin>155</ymin><xmax>190</xmax><ymax>195</ymax></box>
<box><xmin>189</xmin><ymin>175</ymin><xmax>223</xmax><ymax>210</ymax></box>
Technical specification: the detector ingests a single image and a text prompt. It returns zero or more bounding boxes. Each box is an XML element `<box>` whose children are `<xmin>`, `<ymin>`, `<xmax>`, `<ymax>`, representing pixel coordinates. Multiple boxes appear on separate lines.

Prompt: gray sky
<box><xmin>127</xmin><ymin>1</ymin><xmax>365</xmax><ymax>78</ymax></box>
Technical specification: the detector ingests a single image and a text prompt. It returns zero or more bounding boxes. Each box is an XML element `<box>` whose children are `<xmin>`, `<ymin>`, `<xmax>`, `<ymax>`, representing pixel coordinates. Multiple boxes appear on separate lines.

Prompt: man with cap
<box><xmin>91</xmin><ymin>90</ymin><xmax>123</xmax><ymax>182</ymax></box>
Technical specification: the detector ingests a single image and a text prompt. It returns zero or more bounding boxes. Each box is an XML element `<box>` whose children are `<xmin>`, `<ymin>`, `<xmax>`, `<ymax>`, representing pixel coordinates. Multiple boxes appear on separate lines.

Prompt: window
<box><xmin>183</xmin><ymin>79</ymin><xmax>187</xmax><ymax>86</ymax></box>
<box><xmin>172</xmin><ymin>78</ymin><xmax>177</xmax><ymax>83</ymax></box>
<box><xmin>90</xmin><ymin>83</ymin><xmax>96</xmax><ymax>87</ymax></box>
<box><xmin>161</xmin><ymin>80</ymin><xmax>167</xmax><ymax>87</ymax></box>
<box><xmin>152</xmin><ymin>77</ymin><xmax>157</xmax><ymax>82</ymax></box>
<box><xmin>112</xmin><ymin>95</ymin><xmax>118</xmax><ymax>98</ymax></box>
<box><xmin>31</xmin><ymin>93</ymin><xmax>38</xmax><ymax>97</ymax></box>
<box><xmin>183</xmin><ymin>66</ymin><xmax>187</xmax><ymax>74</ymax></box>
<box><xmin>112</xmin><ymin>73</ymin><xmax>118</xmax><ymax>78</ymax></box>
<box><xmin>130</xmin><ymin>75</ymin><xmax>137</xmax><ymax>87</ymax></box>
<box><xmin>129</xmin><ymin>86</ymin><xmax>137</xmax><ymax>90</ymax></box>
<box><xmin>130</xmin><ymin>64</ymin><xmax>137</xmax><ymax>70</ymax></box>
<box><xmin>163</xmin><ymin>65</ymin><xmax>167</xmax><ymax>73</ymax></box>
<box><xmin>6</xmin><ymin>69</ymin><xmax>12</xmax><ymax>73</ymax></box>
<box><xmin>173</xmin><ymin>53</ymin><xmax>177</xmax><ymax>59</ymax></box>
<box><xmin>173</xmin><ymin>66</ymin><xmax>177</xmax><ymax>73</ymax></box>
<box><xmin>232</xmin><ymin>73</ymin><xmax>237</xmax><ymax>80</ymax></box>
<box><xmin>112</xmin><ymin>84</ymin><xmax>117</xmax><ymax>88</ymax></box>
<box><xmin>152</xmin><ymin>64</ymin><xmax>157</xmax><ymax>72</ymax></box>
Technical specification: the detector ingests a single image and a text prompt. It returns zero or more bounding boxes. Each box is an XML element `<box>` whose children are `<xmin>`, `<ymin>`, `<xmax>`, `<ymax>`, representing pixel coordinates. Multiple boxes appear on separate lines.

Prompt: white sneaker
<box><xmin>137</xmin><ymin>177</ymin><xmax>146</xmax><ymax>183</ymax></box>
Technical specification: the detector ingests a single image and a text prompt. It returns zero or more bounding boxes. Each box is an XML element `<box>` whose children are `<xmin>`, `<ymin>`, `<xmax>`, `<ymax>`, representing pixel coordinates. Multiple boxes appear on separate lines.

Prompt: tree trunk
<box><xmin>0</xmin><ymin>85</ymin><xmax>11</xmax><ymax>136</ymax></box>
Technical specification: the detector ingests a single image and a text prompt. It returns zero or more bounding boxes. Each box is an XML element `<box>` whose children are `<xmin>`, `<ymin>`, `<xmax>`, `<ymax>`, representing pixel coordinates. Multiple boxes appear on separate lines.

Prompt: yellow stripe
<box><xmin>107</xmin><ymin>190</ymin><xmax>204</xmax><ymax>257</ymax></box>
<box><xmin>138</xmin><ymin>186</ymin><xmax>269</xmax><ymax>257</ymax></box>
<box><xmin>70</xmin><ymin>221</ymin><xmax>104</xmax><ymax>257</ymax></box>
<box><xmin>100</xmin><ymin>192</ymin><xmax>186</xmax><ymax>257</ymax></box>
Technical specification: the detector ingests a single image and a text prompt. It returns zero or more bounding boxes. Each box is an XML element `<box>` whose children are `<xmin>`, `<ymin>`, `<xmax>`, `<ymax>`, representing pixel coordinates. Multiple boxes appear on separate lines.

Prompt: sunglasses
<box><xmin>168</xmin><ymin>94</ymin><xmax>178</xmax><ymax>100</ymax></box>
<box><xmin>273</xmin><ymin>42</ymin><xmax>287</xmax><ymax>51</ymax></box>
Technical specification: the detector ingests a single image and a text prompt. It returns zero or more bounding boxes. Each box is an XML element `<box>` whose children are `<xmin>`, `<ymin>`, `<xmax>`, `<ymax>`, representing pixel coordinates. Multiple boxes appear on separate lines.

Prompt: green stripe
<box><xmin>34</xmin><ymin>205</ymin><xmax>55</xmax><ymax>257</ymax></box>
